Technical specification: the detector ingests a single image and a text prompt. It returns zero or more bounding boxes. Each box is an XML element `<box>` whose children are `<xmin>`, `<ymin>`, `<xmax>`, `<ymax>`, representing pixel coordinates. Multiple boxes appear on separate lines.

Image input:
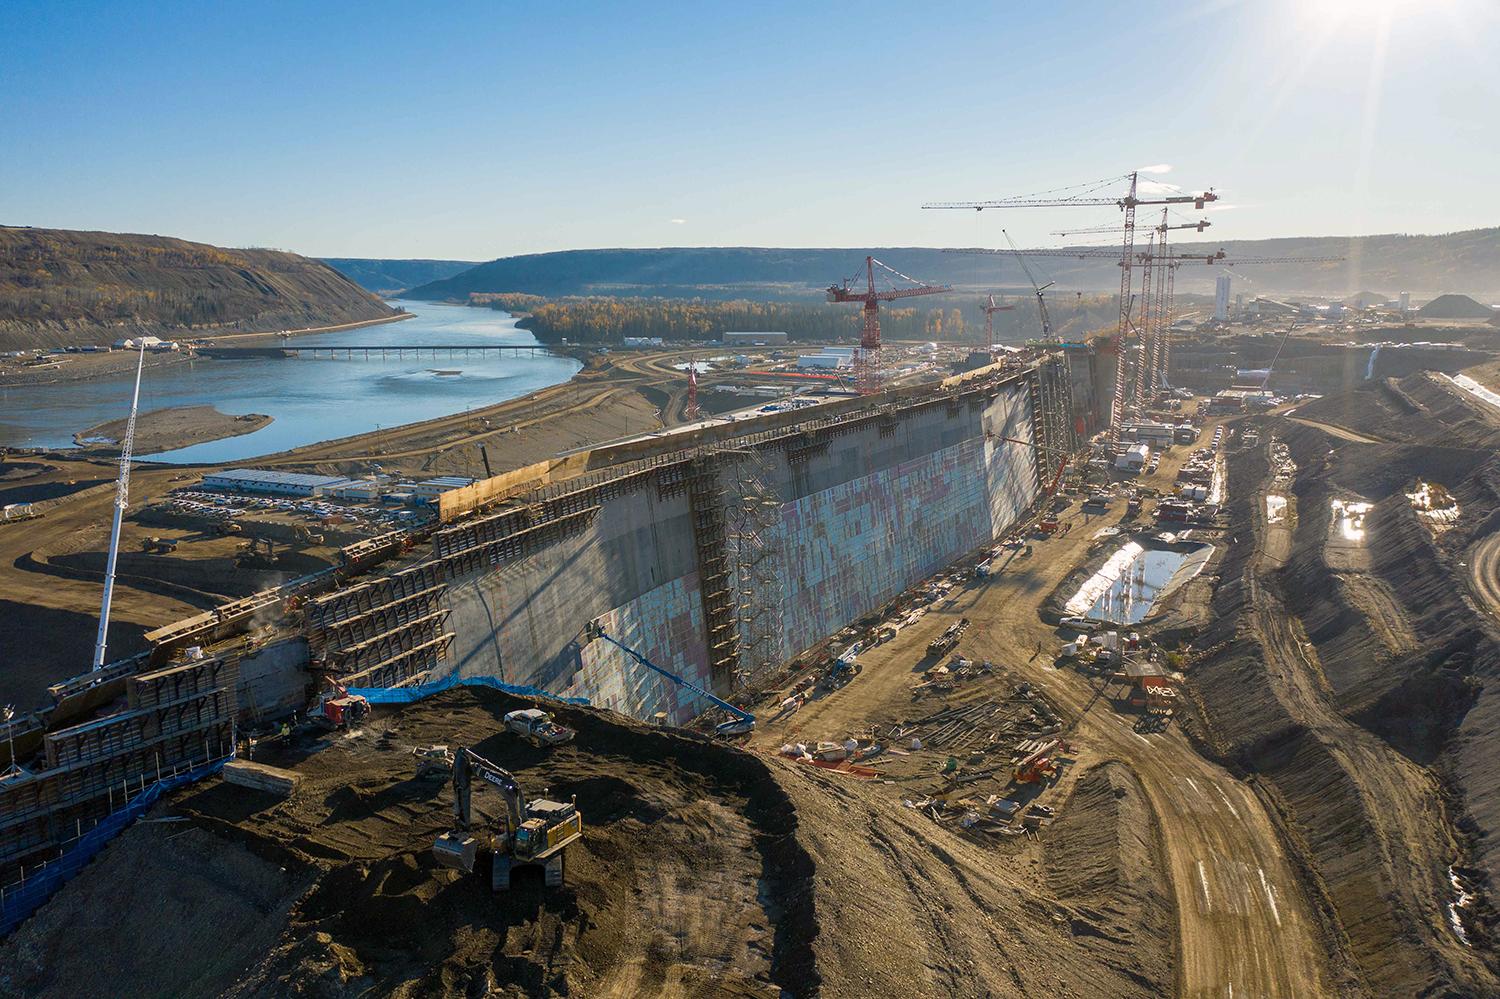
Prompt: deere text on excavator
<box><xmin>432</xmin><ymin>746</ymin><xmax>583</xmax><ymax>890</ymax></box>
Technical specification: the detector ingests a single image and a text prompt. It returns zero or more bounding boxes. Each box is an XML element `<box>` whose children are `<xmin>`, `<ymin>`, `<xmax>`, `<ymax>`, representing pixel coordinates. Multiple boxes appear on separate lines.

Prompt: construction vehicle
<box><xmin>503</xmin><ymin>708</ymin><xmax>575</xmax><ymax>748</ymax></box>
<box><xmin>432</xmin><ymin>747</ymin><xmax>583</xmax><ymax>890</ymax></box>
<box><xmin>926</xmin><ymin>618</ymin><xmax>971</xmax><ymax>658</ymax></box>
<box><xmin>315</xmin><ymin>676</ymin><xmax>370</xmax><ymax>730</ymax></box>
<box><xmin>583</xmin><ymin>623</ymin><xmax>756</xmax><ymax>736</ymax></box>
<box><xmin>1013</xmin><ymin>739</ymin><xmax>1062</xmax><ymax>784</ymax></box>
<box><xmin>412</xmin><ymin>744</ymin><xmax>454</xmax><ymax>778</ymax></box>
<box><xmin>140</xmin><ymin>536</ymin><xmax>177</xmax><ymax>554</ymax></box>
<box><xmin>818</xmin><ymin>655</ymin><xmax>863</xmax><ymax>692</ymax></box>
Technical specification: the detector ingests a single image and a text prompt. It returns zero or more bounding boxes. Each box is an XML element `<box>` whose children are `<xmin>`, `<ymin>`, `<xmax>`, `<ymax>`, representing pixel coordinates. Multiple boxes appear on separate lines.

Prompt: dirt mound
<box><xmin>1295</xmin><ymin>372</ymin><xmax>1500</xmax><ymax>450</ymax></box>
<box><xmin>1184</xmin><ymin>425</ymin><xmax>1500</xmax><ymax>994</ymax></box>
<box><xmin>1043</xmin><ymin>763</ymin><xmax>1174</xmax><ymax>993</ymax></box>
<box><xmin>1420</xmin><ymin>294</ymin><xmax>1496</xmax><ymax>320</ymax></box>
<box><xmin>47</xmin><ymin>686</ymin><xmax>815</xmax><ymax>998</ymax></box>
<box><xmin>0</xmin><ymin>825</ymin><xmax>307</xmax><ymax>998</ymax></box>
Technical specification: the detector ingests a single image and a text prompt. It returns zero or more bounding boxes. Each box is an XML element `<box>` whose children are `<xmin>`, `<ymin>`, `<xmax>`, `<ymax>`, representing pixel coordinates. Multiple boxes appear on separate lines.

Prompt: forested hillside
<box><xmin>481</xmin><ymin>292</ymin><xmax>1123</xmax><ymax>345</ymax></box>
<box><xmin>321</xmin><ymin>257</ymin><xmax>478</xmax><ymax>295</ymax></box>
<box><xmin>0</xmin><ymin>227</ymin><xmax>396</xmax><ymax>350</ymax></box>
<box><xmin>407</xmin><ymin>228</ymin><xmax>1500</xmax><ymax>303</ymax></box>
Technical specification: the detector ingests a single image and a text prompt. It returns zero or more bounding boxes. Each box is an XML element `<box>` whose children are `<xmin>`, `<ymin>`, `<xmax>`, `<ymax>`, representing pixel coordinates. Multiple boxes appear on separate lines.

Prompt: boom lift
<box><xmin>433</xmin><ymin>747</ymin><xmax>583</xmax><ymax>890</ymax></box>
<box><xmin>583</xmin><ymin>622</ymin><xmax>756</xmax><ymax>735</ymax></box>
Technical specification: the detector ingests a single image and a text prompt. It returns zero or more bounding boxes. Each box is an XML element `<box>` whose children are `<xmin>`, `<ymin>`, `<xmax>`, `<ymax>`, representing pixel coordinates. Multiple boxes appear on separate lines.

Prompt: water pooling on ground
<box><xmin>1064</xmin><ymin>542</ymin><xmax>1209</xmax><ymax>625</ymax></box>
<box><xmin>0</xmin><ymin>300</ymin><xmax>581</xmax><ymax>464</ymax></box>
<box><xmin>1330</xmin><ymin>499</ymin><xmax>1374</xmax><ymax>543</ymax></box>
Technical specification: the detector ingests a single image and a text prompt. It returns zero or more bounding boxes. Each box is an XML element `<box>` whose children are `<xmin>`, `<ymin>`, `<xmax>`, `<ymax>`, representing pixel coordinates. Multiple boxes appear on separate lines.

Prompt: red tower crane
<box><xmin>827</xmin><ymin>256</ymin><xmax>951</xmax><ymax>394</ymax></box>
<box><xmin>982</xmin><ymin>294</ymin><xmax>1016</xmax><ymax>353</ymax></box>
<box><xmin>685</xmin><ymin>363</ymin><xmax>699</xmax><ymax>421</ymax></box>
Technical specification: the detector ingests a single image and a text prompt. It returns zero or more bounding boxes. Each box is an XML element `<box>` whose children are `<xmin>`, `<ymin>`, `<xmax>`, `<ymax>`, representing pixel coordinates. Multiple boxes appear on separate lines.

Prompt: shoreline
<box><xmin>74</xmin><ymin>405</ymin><xmax>274</xmax><ymax>455</ymax></box>
<box><xmin>0</xmin><ymin>311</ymin><xmax>415</xmax><ymax>388</ymax></box>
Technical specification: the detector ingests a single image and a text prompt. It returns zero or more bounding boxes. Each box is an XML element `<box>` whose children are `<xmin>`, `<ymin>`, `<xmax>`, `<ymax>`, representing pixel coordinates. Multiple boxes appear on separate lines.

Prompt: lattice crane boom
<box><xmin>93</xmin><ymin>343</ymin><xmax>146</xmax><ymax>671</ymax></box>
<box><xmin>826</xmin><ymin>255</ymin><xmax>951</xmax><ymax>394</ymax></box>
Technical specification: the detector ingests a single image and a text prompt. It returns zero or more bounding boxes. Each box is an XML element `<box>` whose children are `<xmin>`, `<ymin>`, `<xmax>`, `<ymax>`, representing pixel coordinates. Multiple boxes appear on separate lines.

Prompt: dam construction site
<box><xmin>4</xmin><ymin>209</ymin><xmax>1500</xmax><ymax>996</ymax></box>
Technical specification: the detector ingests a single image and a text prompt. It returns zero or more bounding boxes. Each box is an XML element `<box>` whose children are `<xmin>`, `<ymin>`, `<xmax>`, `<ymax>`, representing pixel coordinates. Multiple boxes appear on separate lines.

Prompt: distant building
<box><xmin>321</xmin><ymin>478</ymin><xmax>384</xmax><ymax>501</ymax></box>
<box><xmin>1399</xmin><ymin>291</ymin><xmax>1411</xmax><ymax>313</ymax></box>
<box><xmin>722</xmin><ymin>331</ymin><xmax>788</xmax><ymax>345</ymax></box>
<box><xmin>1118</xmin><ymin>421</ymin><xmax>1175</xmax><ymax>446</ymax></box>
<box><xmin>1116</xmin><ymin>443</ymin><xmax>1151</xmax><ymax>472</ymax></box>
<box><xmin>201</xmin><ymin>468</ymin><xmax>345</xmax><ymax>497</ymax></box>
<box><xmin>1213</xmin><ymin>275</ymin><xmax>1231</xmax><ymax>321</ymax></box>
<box><xmin>796</xmin><ymin>353</ymin><xmax>852</xmax><ymax>370</ymax></box>
<box><xmin>412</xmin><ymin>476</ymin><xmax>476</xmax><ymax>501</ymax></box>
<box><xmin>112</xmin><ymin>335</ymin><xmax>176</xmax><ymax>351</ymax></box>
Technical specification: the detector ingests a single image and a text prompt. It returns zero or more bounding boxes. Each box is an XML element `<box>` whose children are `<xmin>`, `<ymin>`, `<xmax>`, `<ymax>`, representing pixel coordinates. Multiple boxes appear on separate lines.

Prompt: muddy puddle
<box><xmin>1064</xmin><ymin>542</ymin><xmax>1211</xmax><ymax>625</ymax></box>
<box><xmin>1330</xmin><ymin>499</ymin><xmax>1374</xmax><ymax>543</ymax></box>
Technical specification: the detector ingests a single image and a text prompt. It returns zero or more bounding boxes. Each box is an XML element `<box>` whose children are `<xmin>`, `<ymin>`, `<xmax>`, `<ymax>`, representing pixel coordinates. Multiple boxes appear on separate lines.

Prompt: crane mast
<box><xmin>92</xmin><ymin>343</ymin><xmax>146</xmax><ymax>671</ymax></box>
<box><xmin>827</xmin><ymin>256</ymin><xmax>950</xmax><ymax>394</ymax></box>
<box><xmin>1109</xmin><ymin>171</ymin><xmax>1140</xmax><ymax>438</ymax></box>
<box><xmin>982</xmin><ymin>294</ymin><xmax>1015</xmax><ymax>353</ymax></box>
<box><xmin>923</xmin><ymin>171</ymin><xmax>1217</xmax><ymax>442</ymax></box>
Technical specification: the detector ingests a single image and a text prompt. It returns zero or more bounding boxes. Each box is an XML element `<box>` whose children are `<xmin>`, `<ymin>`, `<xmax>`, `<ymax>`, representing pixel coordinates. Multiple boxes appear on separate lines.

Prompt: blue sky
<box><xmin>3</xmin><ymin>0</ymin><xmax>1495</xmax><ymax>260</ymax></box>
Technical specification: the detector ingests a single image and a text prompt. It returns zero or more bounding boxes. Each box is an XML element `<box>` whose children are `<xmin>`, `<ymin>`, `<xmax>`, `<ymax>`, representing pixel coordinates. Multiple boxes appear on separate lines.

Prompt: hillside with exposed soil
<box><xmin>0</xmin><ymin>227</ymin><xmax>396</xmax><ymax>351</ymax></box>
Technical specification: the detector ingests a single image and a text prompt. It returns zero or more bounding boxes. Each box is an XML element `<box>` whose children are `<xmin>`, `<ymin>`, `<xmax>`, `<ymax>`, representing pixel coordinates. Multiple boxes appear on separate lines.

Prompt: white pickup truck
<box><xmin>504</xmin><ymin>708</ymin><xmax>576</xmax><ymax>748</ymax></box>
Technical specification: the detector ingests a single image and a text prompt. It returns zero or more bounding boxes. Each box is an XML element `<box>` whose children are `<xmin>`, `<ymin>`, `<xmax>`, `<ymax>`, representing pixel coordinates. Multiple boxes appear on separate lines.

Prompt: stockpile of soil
<box><xmin>1043</xmin><ymin>763</ymin><xmax>1174</xmax><ymax>993</ymax></box>
<box><xmin>1296</xmin><ymin>371</ymin><xmax>1500</xmax><ymax>450</ymax></box>
<box><xmin>1183</xmin><ymin>422</ymin><xmax>1500</xmax><ymax>994</ymax></box>
<box><xmin>0</xmin><ymin>687</ymin><xmax>812</xmax><ymax>998</ymax></box>
<box><xmin>0</xmin><ymin>825</ymin><xmax>308</xmax><ymax>998</ymax></box>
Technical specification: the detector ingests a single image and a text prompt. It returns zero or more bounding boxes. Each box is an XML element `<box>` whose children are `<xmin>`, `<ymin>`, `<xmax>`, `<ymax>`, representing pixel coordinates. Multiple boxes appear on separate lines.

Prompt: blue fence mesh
<box><xmin>348</xmin><ymin>672</ymin><xmax>590</xmax><ymax>706</ymax></box>
<box><xmin>0</xmin><ymin>754</ymin><xmax>232</xmax><ymax>937</ymax></box>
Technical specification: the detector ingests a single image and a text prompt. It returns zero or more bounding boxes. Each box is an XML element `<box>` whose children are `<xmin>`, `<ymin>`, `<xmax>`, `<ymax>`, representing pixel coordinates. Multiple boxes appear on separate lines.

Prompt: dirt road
<box><xmin>757</xmin><ymin>459</ymin><xmax>1332</xmax><ymax>997</ymax></box>
<box><xmin>1287</xmin><ymin>415</ymin><xmax>1385</xmax><ymax>444</ymax></box>
<box><xmin>1468</xmin><ymin>529</ymin><xmax>1500</xmax><ymax>618</ymax></box>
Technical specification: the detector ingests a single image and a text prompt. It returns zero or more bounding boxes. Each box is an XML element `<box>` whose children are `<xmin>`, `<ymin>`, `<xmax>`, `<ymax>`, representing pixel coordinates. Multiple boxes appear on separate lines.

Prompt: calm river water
<box><xmin>0</xmin><ymin>300</ymin><xmax>580</xmax><ymax>464</ymax></box>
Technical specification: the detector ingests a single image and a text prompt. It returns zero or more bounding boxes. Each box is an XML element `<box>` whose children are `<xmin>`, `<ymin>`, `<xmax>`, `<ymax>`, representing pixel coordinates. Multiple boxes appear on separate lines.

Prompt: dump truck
<box><xmin>432</xmin><ymin>747</ymin><xmax>583</xmax><ymax>890</ymax></box>
<box><xmin>503</xmin><ymin>708</ymin><xmax>575</xmax><ymax>748</ymax></box>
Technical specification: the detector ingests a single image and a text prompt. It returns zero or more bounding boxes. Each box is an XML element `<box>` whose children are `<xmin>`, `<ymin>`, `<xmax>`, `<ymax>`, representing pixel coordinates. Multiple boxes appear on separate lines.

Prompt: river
<box><xmin>0</xmin><ymin>300</ymin><xmax>580</xmax><ymax>464</ymax></box>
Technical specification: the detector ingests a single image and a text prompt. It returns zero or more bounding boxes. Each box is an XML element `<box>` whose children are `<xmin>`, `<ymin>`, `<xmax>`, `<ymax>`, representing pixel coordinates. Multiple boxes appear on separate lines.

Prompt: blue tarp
<box><xmin>0</xmin><ymin>754</ymin><xmax>232</xmax><ymax>937</ymax></box>
<box><xmin>348</xmin><ymin>673</ymin><xmax>590</xmax><ymax>707</ymax></box>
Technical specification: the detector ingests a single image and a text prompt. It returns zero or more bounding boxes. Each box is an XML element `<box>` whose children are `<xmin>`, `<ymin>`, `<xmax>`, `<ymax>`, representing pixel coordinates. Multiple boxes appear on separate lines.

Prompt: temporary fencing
<box><xmin>348</xmin><ymin>672</ymin><xmax>590</xmax><ymax>706</ymax></box>
<box><xmin>0</xmin><ymin>753</ymin><xmax>232</xmax><ymax>937</ymax></box>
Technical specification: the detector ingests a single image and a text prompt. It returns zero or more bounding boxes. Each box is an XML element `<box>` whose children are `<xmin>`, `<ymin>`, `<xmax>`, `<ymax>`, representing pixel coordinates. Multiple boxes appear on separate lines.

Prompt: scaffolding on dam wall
<box><xmin>421</xmin><ymin>365</ymin><xmax>1051</xmax><ymax>717</ymax></box>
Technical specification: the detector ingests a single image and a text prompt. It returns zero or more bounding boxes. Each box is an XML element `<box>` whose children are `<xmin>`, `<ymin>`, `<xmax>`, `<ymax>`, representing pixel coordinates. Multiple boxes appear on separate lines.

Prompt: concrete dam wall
<box><xmin>437</xmin><ymin>373</ymin><xmax>1040</xmax><ymax>723</ymax></box>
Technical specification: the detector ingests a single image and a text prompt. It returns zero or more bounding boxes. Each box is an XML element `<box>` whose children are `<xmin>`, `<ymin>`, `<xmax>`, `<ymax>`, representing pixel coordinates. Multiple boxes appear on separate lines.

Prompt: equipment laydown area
<box><xmin>0</xmin><ymin>443</ymin><xmax>1353</xmax><ymax>999</ymax></box>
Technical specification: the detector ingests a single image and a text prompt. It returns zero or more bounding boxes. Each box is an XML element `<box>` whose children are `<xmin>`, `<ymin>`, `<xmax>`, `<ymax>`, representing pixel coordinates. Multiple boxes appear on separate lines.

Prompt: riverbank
<box><xmin>75</xmin><ymin>405</ymin><xmax>273</xmax><ymax>455</ymax></box>
<box><xmin>0</xmin><ymin>312</ymin><xmax>414</xmax><ymax>388</ymax></box>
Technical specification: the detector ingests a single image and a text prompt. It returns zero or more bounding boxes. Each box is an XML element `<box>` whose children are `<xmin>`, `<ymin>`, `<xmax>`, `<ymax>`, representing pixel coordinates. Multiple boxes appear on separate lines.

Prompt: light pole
<box><xmin>2</xmin><ymin>705</ymin><xmax>19</xmax><ymax>779</ymax></box>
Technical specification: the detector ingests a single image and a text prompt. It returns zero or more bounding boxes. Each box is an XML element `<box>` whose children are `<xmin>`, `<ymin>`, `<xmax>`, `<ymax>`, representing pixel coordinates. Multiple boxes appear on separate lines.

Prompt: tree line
<box><xmin>474</xmin><ymin>292</ymin><xmax>1121</xmax><ymax>345</ymax></box>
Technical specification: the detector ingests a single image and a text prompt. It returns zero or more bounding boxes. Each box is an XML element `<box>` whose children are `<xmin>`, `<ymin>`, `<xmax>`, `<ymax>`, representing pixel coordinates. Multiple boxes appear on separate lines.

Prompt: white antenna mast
<box><xmin>92</xmin><ymin>343</ymin><xmax>146</xmax><ymax>671</ymax></box>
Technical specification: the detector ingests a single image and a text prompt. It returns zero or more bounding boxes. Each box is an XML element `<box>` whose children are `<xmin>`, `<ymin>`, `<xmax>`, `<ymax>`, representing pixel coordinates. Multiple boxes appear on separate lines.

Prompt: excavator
<box><xmin>432</xmin><ymin>746</ymin><xmax>583</xmax><ymax>891</ymax></box>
